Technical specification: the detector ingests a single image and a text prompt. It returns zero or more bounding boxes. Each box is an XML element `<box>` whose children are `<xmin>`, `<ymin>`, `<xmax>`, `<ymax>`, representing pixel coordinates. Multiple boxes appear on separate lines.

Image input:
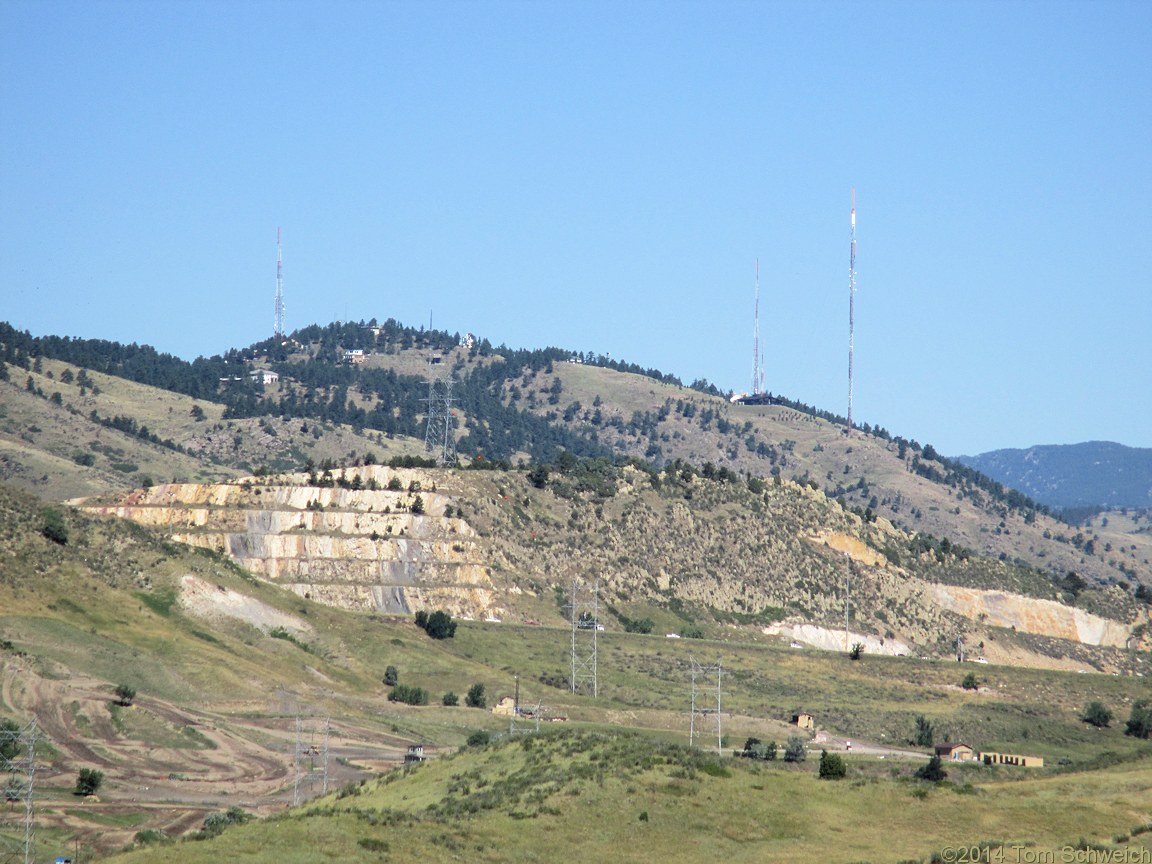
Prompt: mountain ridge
<box><xmin>957</xmin><ymin>441</ymin><xmax>1152</xmax><ymax>511</ymax></box>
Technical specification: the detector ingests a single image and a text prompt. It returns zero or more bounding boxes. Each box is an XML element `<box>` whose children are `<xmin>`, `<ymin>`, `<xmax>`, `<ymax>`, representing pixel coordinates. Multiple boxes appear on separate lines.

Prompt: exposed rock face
<box><xmin>764</xmin><ymin>623</ymin><xmax>912</xmax><ymax>656</ymax></box>
<box><xmin>179</xmin><ymin>574</ymin><xmax>311</xmax><ymax>634</ymax></box>
<box><xmin>75</xmin><ymin>467</ymin><xmax>504</xmax><ymax>619</ymax></box>
<box><xmin>929</xmin><ymin>585</ymin><xmax>1130</xmax><ymax>647</ymax></box>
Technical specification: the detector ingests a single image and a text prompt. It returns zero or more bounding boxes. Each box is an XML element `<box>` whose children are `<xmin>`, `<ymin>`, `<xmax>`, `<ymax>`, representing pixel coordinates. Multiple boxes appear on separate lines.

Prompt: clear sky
<box><xmin>2</xmin><ymin>0</ymin><xmax>1149</xmax><ymax>456</ymax></box>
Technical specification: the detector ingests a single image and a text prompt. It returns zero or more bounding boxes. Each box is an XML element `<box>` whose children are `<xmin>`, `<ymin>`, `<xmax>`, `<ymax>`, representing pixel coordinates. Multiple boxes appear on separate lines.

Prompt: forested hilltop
<box><xmin>0</xmin><ymin>319</ymin><xmax>1042</xmax><ymax>510</ymax></box>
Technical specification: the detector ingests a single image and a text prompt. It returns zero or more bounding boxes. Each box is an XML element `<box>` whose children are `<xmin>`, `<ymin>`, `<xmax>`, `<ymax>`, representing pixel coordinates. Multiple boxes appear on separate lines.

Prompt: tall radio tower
<box><xmin>846</xmin><ymin>190</ymin><xmax>857</xmax><ymax>434</ymax></box>
<box><xmin>274</xmin><ymin>227</ymin><xmax>285</xmax><ymax>340</ymax></box>
<box><xmin>751</xmin><ymin>258</ymin><xmax>763</xmax><ymax>397</ymax></box>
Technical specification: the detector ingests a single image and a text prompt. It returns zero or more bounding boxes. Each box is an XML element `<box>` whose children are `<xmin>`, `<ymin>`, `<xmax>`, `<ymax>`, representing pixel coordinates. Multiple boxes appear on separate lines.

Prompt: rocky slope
<box><xmin>74</xmin><ymin>463</ymin><xmax>1150</xmax><ymax>671</ymax></box>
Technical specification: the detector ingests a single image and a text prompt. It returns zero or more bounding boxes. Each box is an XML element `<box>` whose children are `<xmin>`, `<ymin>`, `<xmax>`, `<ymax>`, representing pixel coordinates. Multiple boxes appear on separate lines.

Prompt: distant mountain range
<box><xmin>957</xmin><ymin>442</ymin><xmax>1152</xmax><ymax>511</ymax></box>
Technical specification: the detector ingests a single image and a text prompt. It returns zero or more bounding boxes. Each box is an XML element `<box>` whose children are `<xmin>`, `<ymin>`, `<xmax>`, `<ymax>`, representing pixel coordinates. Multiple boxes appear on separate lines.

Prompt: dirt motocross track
<box><xmin>0</xmin><ymin>659</ymin><xmax>411</xmax><ymax>856</ymax></box>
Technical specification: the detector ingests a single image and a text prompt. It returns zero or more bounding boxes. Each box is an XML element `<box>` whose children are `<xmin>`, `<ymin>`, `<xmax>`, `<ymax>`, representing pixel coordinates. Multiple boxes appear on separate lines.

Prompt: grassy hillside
<box><xmin>3</xmin><ymin>481</ymin><xmax>1152</xmax><ymax>861</ymax></box>
<box><xmin>100</xmin><ymin>729</ymin><xmax>1152</xmax><ymax>864</ymax></box>
<box><xmin>0</xmin><ymin>358</ymin><xmax>423</xmax><ymax>501</ymax></box>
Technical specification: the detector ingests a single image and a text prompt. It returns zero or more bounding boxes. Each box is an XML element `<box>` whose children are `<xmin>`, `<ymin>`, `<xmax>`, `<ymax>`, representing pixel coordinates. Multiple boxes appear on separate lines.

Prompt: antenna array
<box><xmin>274</xmin><ymin>227</ymin><xmax>286</xmax><ymax>339</ymax></box>
<box><xmin>751</xmin><ymin>258</ymin><xmax>763</xmax><ymax>396</ymax></box>
<box><xmin>847</xmin><ymin>190</ymin><xmax>857</xmax><ymax>433</ymax></box>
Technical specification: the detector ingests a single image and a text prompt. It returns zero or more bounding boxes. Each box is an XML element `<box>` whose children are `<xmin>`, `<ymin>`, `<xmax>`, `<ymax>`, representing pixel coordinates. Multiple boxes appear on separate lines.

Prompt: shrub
<box><xmin>783</xmin><ymin>736</ymin><xmax>806</xmax><ymax>763</ymax></box>
<box><xmin>916</xmin><ymin>755</ymin><xmax>948</xmax><ymax>782</ymax></box>
<box><xmin>818</xmin><ymin>749</ymin><xmax>846</xmax><ymax>779</ymax></box>
<box><xmin>442</xmin><ymin>692</ymin><xmax>459</xmax><ymax>706</ymax></box>
<box><xmin>114</xmin><ymin>684</ymin><xmax>136</xmax><ymax>707</ymax></box>
<box><xmin>133</xmin><ymin>829</ymin><xmax>168</xmax><ymax>846</ymax></box>
<box><xmin>388</xmin><ymin>684</ymin><xmax>429</xmax><ymax>706</ymax></box>
<box><xmin>622</xmin><ymin>616</ymin><xmax>655</xmax><ymax>634</ymax></box>
<box><xmin>1</xmin><ymin>718</ymin><xmax>20</xmax><ymax>761</ymax></box>
<box><xmin>466</xmin><ymin>729</ymin><xmax>491</xmax><ymax>747</ymax></box>
<box><xmin>1126</xmin><ymin>700</ymin><xmax>1152</xmax><ymax>739</ymax></box>
<box><xmin>40</xmin><ymin>507</ymin><xmax>69</xmax><ymax>545</ymax></box>
<box><xmin>849</xmin><ymin>642</ymin><xmax>864</xmax><ymax>660</ymax></box>
<box><xmin>961</xmin><ymin>672</ymin><xmax>979</xmax><ymax>690</ymax></box>
<box><xmin>915</xmin><ymin>714</ymin><xmax>935</xmax><ymax>747</ymax></box>
<box><xmin>383</xmin><ymin>665</ymin><xmax>399</xmax><ymax>687</ymax></box>
<box><xmin>1082</xmin><ymin>701</ymin><xmax>1113</xmax><ymax>728</ymax></box>
<box><xmin>415</xmin><ymin>609</ymin><xmax>457</xmax><ymax>640</ymax></box>
<box><xmin>201</xmin><ymin>806</ymin><xmax>250</xmax><ymax>838</ymax></box>
<box><xmin>75</xmin><ymin>768</ymin><xmax>104</xmax><ymax>796</ymax></box>
<box><xmin>466</xmin><ymin>682</ymin><xmax>486</xmax><ymax>708</ymax></box>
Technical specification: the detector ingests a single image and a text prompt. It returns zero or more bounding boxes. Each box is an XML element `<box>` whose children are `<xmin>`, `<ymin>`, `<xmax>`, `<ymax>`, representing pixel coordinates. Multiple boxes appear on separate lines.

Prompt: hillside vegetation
<box><xmin>102</xmin><ymin>729</ymin><xmax>1152</xmax><ymax>864</ymax></box>
<box><xmin>3</xmin><ymin>481</ymin><xmax>1152</xmax><ymax>861</ymax></box>
<box><xmin>4</xmin><ymin>318</ymin><xmax>1152</xmax><ymax>859</ymax></box>
<box><xmin>4</xmin><ymin>318</ymin><xmax>1149</xmax><ymax>600</ymax></box>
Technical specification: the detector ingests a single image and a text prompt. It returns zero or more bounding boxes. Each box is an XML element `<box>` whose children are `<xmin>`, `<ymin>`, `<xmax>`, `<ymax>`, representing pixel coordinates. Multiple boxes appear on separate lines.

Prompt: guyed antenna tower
<box><xmin>274</xmin><ymin>227</ymin><xmax>286</xmax><ymax>339</ymax></box>
<box><xmin>846</xmin><ymin>190</ymin><xmax>857</xmax><ymax>434</ymax></box>
<box><xmin>751</xmin><ymin>258</ymin><xmax>764</xmax><ymax>396</ymax></box>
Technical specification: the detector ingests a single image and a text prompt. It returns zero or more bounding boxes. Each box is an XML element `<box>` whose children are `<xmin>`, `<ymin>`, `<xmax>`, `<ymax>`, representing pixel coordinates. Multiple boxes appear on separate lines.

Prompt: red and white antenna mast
<box><xmin>846</xmin><ymin>189</ymin><xmax>857</xmax><ymax>434</ymax></box>
<box><xmin>751</xmin><ymin>257</ymin><xmax>763</xmax><ymax>396</ymax></box>
<box><xmin>274</xmin><ymin>227</ymin><xmax>285</xmax><ymax>339</ymax></box>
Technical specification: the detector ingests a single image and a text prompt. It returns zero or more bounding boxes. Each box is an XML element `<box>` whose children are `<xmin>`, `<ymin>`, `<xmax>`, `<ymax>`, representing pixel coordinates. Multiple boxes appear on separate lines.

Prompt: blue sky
<box><xmin>2</xmin><ymin>0</ymin><xmax>1149</xmax><ymax>456</ymax></box>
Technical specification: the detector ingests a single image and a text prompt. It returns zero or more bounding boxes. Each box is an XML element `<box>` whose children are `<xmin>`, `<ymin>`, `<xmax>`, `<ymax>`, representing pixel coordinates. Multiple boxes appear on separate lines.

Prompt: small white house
<box><xmin>248</xmin><ymin>369</ymin><xmax>279</xmax><ymax>385</ymax></box>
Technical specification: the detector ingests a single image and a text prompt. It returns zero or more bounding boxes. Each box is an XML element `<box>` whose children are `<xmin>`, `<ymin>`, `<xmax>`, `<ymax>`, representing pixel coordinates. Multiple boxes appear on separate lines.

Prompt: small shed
<box><xmin>791</xmin><ymin>712</ymin><xmax>815</xmax><ymax>730</ymax></box>
<box><xmin>404</xmin><ymin>745</ymin><xmax>426</xmax><ymax>764</ymax></box>
<box><xmin>935</xmin><ymin>742</ymin><xmax>977</xmax><ymax>762</ymax></box>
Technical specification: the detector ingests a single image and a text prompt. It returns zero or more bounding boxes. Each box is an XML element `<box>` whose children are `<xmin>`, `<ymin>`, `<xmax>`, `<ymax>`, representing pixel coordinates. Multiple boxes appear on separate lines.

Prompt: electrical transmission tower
<box><xmin>291</xmin><ymin>714</ymin><xmax>331</xmax><ymax>805</ymax></box>
<box><xmin>846</xmin><ymin>189</ymin><xmax>857</xmax><ymax>434</ymax></box>
<box><xmin>422</xmin><ymin>376</ymin><xmax>456</xmax><ymax>465</ymax></box>
<box><xmin>688</xmin><ymin>659</ymin><xmax>723</xmax><ymax>751</ymax></box>
<box><xmin>274</xmin><ymin>227</ymin><xmax>285</xmax><ymax>340</ymax></box>
<box><xmin>1</xmin><ymin>717</ymin><xmax>37</xmax><ymax>864</ymax></box>
<box><xmin>751</xmin><ymin>257</ymin><xmax>764</xmax><ymax>397</ymax></box>
<box><xmin>568</xmin><ymin>579</ymin><xmax>599</xmax><ymax>697</ymax></box>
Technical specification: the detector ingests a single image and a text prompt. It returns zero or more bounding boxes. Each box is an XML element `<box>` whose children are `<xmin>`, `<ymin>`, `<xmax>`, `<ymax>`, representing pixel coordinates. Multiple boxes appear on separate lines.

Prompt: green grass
<box><xmin>99</xmin><ymin>728</ymin><xmax>1152</xmax><ymax>864</ymax></box>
